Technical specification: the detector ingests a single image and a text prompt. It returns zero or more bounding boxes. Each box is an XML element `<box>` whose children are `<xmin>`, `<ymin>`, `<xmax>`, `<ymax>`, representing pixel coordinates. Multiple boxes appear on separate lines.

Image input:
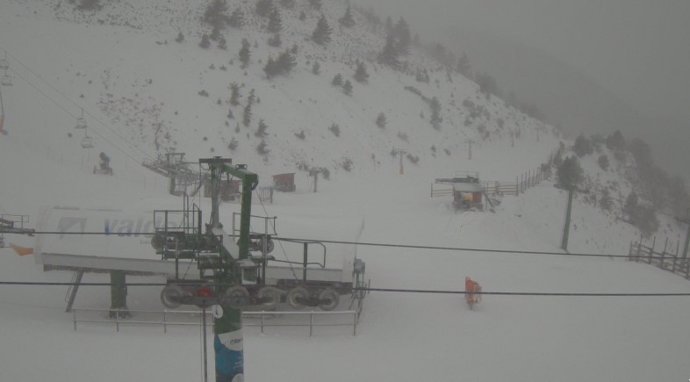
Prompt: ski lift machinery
<box><xmin>152</xmin><ymin>157</ymin><xmax>368</xmax><ymax>311</ymax></box>
<box><xmin>74</xmin><ymin>109</ymin><xmax>94</xmax><ymax>149</ymax></box>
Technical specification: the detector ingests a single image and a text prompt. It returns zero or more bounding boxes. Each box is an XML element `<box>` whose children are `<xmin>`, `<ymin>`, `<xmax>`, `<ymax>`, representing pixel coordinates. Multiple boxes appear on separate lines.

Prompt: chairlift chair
<box><xmin>81</xmin><ymin>133</ymin><xmax>94</xmax><ymax>149</ymax></box>
<box><xmin>75</xmin><ymin>109</ymin><xmax>87</xmax><ymax>130</ymax></box>
<box><xmin>0</xmin><ymin>52</ymin><xmax>8</xmax><ymax>71</ymax></box>
<box><xmin>0</xmin><ymin>71</ymin><xmax>12</xmax><ymax>87</ymax></box>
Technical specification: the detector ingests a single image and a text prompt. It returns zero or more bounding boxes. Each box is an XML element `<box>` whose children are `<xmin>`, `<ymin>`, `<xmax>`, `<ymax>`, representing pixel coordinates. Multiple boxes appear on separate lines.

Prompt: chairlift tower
<box><xmin>152</xmin><ymin>157</ymin><xmax>257</xmax><ymax>382</ymax></box>
<box><xmin>0</xmin><ymin>85</ymin><xmax>6</xmax><ymax>135</ymax></box>
<box><xmin>0</xmin><ymin>51</ymin><xmax>8</xmax><ymax>71</ymax></box>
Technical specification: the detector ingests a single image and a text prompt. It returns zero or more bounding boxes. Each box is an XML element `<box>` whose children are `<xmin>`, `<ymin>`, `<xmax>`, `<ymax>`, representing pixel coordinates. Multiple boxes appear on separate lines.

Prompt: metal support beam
<box><xmin>560</xmin><ymin>189</ymin><xmax>574</xmax><ymax>251</ymax></box>
<box><xmin>303</xmin><ymin>242</ymin><xmax>308</xmax><ymax>282</ymax></box>
<box><xmin>214</xmin><ymin>305</ymin><xmax>244</xmax><ymax>381</ymax></box>
<box><xmin>109</xmin><ymin>271</ymin><xmax>129</xmax><ymax>318</ymax></box>
<box><xmin>65</xmin><ymin>270</ymin><xmax>84</xmax><ymax>313</ymax></box>
<box><xmin>682</xmin><ymin>223</ymin><xmax>690</xmax><ymax>260</ymax></box>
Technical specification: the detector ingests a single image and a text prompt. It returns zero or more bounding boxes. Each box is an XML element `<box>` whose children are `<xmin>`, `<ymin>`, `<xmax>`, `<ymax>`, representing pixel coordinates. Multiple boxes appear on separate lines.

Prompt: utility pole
<box><xmin>0</xmin><ymin>84</ymin><xmax>6</xmax><ymax>136</ymax></box>
<box><xmin>561</xmin><ymin>188</ymin><xmax>574</xmax><ymax>252</ymax></box>
<box><xmin>200</xmin><ymin>157</ymin><xmax>257</xmax><ymax>382</ymax></box>
<box><xmin>466</xmin><ymin>140</ymin><xmax>473</xmax><ymax>160</ymax></box>
<box><xmin>679</xmin><ymin>208</ymin><xmax>690</xmax><ymax>259</ymax></box>
<box><xmin>398</xmin><ymin>150</ymin><xmax>406</xmax><ymax>175</ymax></box>
<box><xmin>310</xmin><ymin>168</ymin><xmax>319</xmax><ymax>193</ymax></box>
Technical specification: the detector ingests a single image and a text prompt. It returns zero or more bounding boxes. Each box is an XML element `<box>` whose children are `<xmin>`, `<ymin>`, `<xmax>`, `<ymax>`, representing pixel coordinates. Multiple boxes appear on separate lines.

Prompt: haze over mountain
<box><xmin>365</xmin><ymin>0</ymin><xmax>690</xmax><ymax>182</ymax></box>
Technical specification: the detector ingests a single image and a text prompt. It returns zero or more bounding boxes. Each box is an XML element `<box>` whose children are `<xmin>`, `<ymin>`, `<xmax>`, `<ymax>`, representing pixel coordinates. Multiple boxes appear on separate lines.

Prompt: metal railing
<box><xmin>72</xmin><ymin>308</ymin><xmax>359</xmax><ymax>336</ymax></box>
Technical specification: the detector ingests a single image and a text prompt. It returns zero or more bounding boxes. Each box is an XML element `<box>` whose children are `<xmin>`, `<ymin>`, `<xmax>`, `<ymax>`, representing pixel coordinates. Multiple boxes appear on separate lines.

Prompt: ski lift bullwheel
<box><xmin>222</xmin><ymin>286</ymin><xmax>250</xmax><ymax>308</ymax></box>
<box><xmin>287</xmin><ymin>286</ymin><xmax>310</xmax><ymax>309</ymax></box>
<box><xmin>256</xmin><ymin>286</ymin><xmax>282</xmax><ymax>309</ymax></box>
<box><xmin>318</xmin><ymin>288</ymin><xmax>340</xmax><ymax>311</ymax></box>
<box><xmin>161</xmin><ymin>284</ymin><xmax>185</xmax><ymax>309</ymax></box>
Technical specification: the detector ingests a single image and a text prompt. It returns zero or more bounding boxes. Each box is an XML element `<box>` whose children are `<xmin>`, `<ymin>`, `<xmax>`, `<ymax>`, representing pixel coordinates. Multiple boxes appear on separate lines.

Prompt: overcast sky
<box><xmin>360</xmin><ymin>0</ymin><xmax>690</xmax><ymax>179</ymax></box>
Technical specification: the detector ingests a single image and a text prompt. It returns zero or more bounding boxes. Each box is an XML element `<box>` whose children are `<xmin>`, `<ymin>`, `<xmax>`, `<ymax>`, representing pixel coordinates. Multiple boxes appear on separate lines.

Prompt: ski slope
<box><xmin>2</xmin><ymin>135</ymin><xmax>690</xmax><ymax>382</ymax></box>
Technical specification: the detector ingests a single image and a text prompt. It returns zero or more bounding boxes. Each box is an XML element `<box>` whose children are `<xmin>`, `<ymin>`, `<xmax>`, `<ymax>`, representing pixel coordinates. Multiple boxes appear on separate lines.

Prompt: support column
<box><xmin>682</xmin><ymin>220</ymin><xmax>690</xmax><ymax>260</ymax></box>
<box><xmin>214</xmin><ymin>306</ymin><xmax>244</xmax><ymax>382</ymax></box>
<box><xmin>561</xmin><ymin>188</ymin><xmax>574</xmax><ymax>252</ymax></box>
<box><xmin>109</xmin><ymin>271</ymin><xmax>129</xmax><ymax>318</ymax></box>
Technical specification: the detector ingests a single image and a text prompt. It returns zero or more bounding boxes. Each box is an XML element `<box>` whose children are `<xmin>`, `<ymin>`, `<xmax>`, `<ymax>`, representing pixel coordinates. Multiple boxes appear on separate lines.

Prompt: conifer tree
<box><xmin>243</xmin><ymin>102</ymin><xmax>252</xmax><ymax>127</ymax></box>
<box><xmin>204</xmin><ymin>0</ymin><xmax>230</xmax><ymax>30</ymax></box>
<box><xmin>332</xmin><ymin>73</ymin><xmax>343</xmax><ymax>86</ymax></box>
<box><xmin>265</xmin><ymin>50</ymin><xmax>296</xmax><ymax>78</ymax></box>
<box><xmin>384</xmin><ymin>16</ymin><xmax>393</xmax><ymax>34</ymax></box>
<box><xmin>239</xmin><ymin>38</ymin><xmax>250</xmax><ymax>68</ymax></box>
<box><xmin>430</xmin><ymin>97</ymin><xmax>442</xmax><ymax>129</ymax></box>
<box><xmin>276</xmin><ymin>49</ymin><xmax>296</xmax><ymax>72</ymax></box>
<box><xmin>77</xmin><ymin>0</ymin><xmax>100</xmax><ymax>10</ymax></box>
<box><xmin>199</xmin><ymin>34</ymin><xmax>211</xmax><ymax>49</ymax></box>
<box><xmin>343</xmin><ymin>80</ymin><xmax>353</xmax><ymax>96</ymax></box>
<box><xmin>267</xmin><ymin>7</ymin><xmax>282</xmax><ymax>33</ymax></box>
<box><xmin>256</xmin><ymin>0</ymin><xmax>273</xmax><ymax>17</ymax></box>
<box><xmin>255</xmin><ymin>119</ymin><xmax>268</xmax><ymax>137</ymax></box>
<box><xmin>230</xmin><ymin>83</ymin><xmax>241</xmax><ymax>106</ymax></box>
<box><xmin>378</xmin><ymin>34</ymin><xmax>400</xmax><ymax>68</ymax></box>
<box><xmin>175</xmin><ymin>32</ymin><xmax>184</xmax><ymax>43</ymax></box>
<box><xmin>339</xmin><ymin>5</ymin><xmax>355</xmax><ymax>27</ymax></box>
<box><xmin>264</xmin><ymin>57</ymin><xmax>277</xmax><ymax>78</ymax></box>
<box><xmin>557</xmin><ymin>156</ymin><xmax>584</xmax><ymax>190</ymax></box>
<box><xmin>354</xmin><ymin>61</ymin><xmax>369</xmax><ymax>83</ymax></box>
<box><xmin>308</xmin><ymin>0</ymin><xmax>322</xmax><ymax>10</ymax></box>
<box><xmin>268</xmin><ymin>33</ymin><xmax>282</xmax><ymax>47</ymax></box>
<box><xmin>376</xmin><ymin>112</ymin><xmax>386</xmax><ymax>128</ymax></box>
<box><xmin>312</xmin><ymin>61</ymin><xmax>321</xmax><ymax>75</ymax></box>
<box><xmin>209</xmin><ymin>26</ymin><xmax>222</xmax><ymax>41</ymax></box>
<box><xmin>394</xmin><ymin>18</ymin><xmax>411</xmax><ymax>56</ymax></box>
<box><xmin>228</xmin><ymin>8</ymin><xmax>244</xmax><ymax>28</ymax></box>
<box><xmin>312</xmin><ymin>15</ymin><xmax>332</xmax><ymax>45</ymax></box>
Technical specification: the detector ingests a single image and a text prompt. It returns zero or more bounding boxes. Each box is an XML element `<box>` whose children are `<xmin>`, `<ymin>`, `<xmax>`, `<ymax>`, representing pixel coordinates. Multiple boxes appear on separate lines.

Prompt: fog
<box><xmin>360</xmin><ymin>0</ymin><xmax>690</xmax><ymax>181</ymax></box>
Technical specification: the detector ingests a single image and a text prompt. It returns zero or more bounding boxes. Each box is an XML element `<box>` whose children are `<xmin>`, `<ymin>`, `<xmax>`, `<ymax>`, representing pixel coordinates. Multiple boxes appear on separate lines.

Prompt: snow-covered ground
<box><xmin>3</xmin><ymin>129</ymin><xmax>690</xmax><ymax>381</ymax></box>
<box><xmin>1</xmin><ymin>1</ymin><xmax>689</xmax><ymax>381</ymax></box>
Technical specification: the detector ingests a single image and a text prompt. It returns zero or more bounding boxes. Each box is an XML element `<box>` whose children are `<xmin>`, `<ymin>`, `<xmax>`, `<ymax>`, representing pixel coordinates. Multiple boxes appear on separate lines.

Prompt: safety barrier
<box><xmin>72</xmin><ymin>308</ymin><xmax>359</xmax><ymax>336</ymax></box>
<box><xmin>628</xmin><ymin>237</ymin><xmax>690</xmax><ymax>280</ymax></box>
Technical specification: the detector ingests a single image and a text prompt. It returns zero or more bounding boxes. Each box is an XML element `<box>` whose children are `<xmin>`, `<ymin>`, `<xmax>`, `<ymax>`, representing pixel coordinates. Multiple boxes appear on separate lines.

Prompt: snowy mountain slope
<box><xmin>0</xmin><ymin>0</ymin><xmax>558</xmax><ymax>179</ymax></box>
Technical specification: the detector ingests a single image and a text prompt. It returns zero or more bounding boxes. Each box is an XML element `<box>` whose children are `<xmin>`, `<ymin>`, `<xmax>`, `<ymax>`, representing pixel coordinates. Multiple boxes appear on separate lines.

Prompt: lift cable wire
<box><xmin>2</xmin><ymin>64</ymin><xmax>147</xmax><ymax>167</ymax></box>
<box><xmin>0</xmin><ymin>47</ymin><xmax>156</xmax><ymax>164</ymax></box>
<box><xmin>1</xmin><ymin>281</ymin><xmax>689</xmax><ymax>297</ymax></box>
<box><xmin>10</xmin><ymin>230</ymin><xmax>641</xmax><ymax>260</ymax></box>
<box><xmin>272</xmin><ymin>237</ymin><xmax>637</xmax><ymax>259</ymax></box>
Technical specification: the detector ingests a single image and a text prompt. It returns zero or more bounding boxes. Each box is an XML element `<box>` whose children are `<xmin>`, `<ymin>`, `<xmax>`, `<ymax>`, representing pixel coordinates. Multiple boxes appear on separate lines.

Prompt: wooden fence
<box><xmin>628</xmin><ymin>237</ymin><xmax>690</xmax><ymax>279</ymax></box>
<box><xmin>431</xmin><ymin>164</ymin><xmax>551</xmax><ymax>198</ymax></box>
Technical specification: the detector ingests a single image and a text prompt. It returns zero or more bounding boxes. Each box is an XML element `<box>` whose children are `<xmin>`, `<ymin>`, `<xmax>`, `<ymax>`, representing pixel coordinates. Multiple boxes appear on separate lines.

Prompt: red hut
<box><xmin>272</xmin><ymin>173</ymin><xmax>296</xmax><ymax>192</ymax></box>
